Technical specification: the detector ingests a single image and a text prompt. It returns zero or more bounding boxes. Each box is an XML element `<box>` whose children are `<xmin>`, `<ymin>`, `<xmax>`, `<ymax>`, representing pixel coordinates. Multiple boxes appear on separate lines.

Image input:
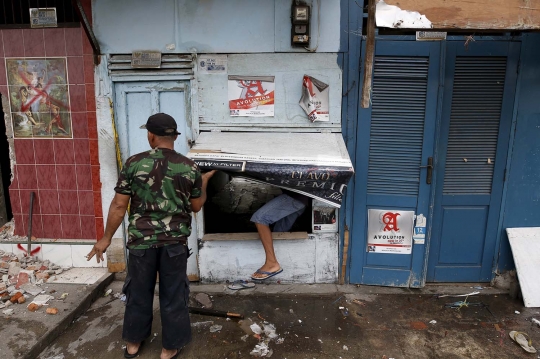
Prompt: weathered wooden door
<box><xmin>114</xmin><ymin>81</ymin><xmax>199</xmax><ymax>280</ymax></box>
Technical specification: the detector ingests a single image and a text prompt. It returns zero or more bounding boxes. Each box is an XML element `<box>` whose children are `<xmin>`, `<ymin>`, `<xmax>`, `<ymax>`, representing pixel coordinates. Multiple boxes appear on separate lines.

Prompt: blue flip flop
<box><xmin>251</xmin><ymin>268</ymin><xmax>283</xmax><ymax>281</ymax></box>
<box><xmin>228</xmin><ymin>280</ymin><xmax>256</xmax><ymax>290</ymax></box>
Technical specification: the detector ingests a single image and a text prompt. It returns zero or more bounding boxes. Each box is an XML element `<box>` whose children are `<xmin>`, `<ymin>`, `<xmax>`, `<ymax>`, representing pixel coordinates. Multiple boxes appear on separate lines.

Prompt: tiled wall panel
<box><xmin>1</xmin><ymin>24</ymin><xmax>102</xmax><ymax>241</ymax></box>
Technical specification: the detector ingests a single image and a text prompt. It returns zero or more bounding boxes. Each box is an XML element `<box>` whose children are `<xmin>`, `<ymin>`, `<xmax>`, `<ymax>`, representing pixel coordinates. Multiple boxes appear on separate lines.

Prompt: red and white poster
<box><xmin>367</xmin><ymin>209</ymin><xmax>414</xmax><ymax>254</ymax></box>
<box><xmin>228</xmin><ymin>76</ymin><xmax>275</xmax><ymax>117</ymax></box>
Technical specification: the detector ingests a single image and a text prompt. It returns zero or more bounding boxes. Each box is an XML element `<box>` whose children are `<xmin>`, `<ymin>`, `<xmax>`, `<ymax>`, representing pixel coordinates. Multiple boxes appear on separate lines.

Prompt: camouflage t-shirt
<box><xmin>114</xmin><ymin>148</ymin><xmax>202</xmax><ymax>249</ymax></box>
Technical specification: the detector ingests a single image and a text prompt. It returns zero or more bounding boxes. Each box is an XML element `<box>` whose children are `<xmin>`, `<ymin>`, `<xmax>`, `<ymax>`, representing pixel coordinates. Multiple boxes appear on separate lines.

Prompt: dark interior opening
<box><xmin>0</xmin><ymin>94</ymin><xmax>13</xmax><ymax>223</ymax></box>
<box><xmin>203</xmin><ymin>172</ymin><xmax>312</xmax><ymax>234</ymax></box>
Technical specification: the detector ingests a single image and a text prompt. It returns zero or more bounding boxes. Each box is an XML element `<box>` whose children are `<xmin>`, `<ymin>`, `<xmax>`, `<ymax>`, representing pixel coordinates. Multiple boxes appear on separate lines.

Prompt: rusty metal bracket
<box><xmin>71</xmin><ymin>0</ymin><xmax>101</xmax><ymax>65</ymax></box>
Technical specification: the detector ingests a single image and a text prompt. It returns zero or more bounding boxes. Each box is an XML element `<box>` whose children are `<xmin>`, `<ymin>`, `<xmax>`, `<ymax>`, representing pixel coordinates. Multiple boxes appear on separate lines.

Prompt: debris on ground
<box><xmin>46</xmin><ymin>307</ymin><xmax>59</xmax><ymax>315</ymax></box>
<box><xmin>429</xmin><ymin>320</ymin><xmax>437</xmax><ymax>324</ymax></box>
<box><xmin>515</xmin><ymin>310</ymin><xmax>521</xmax><ymax>314</ymax></box>
<box><xmin>104</xmin><ymin>288</ymin><xmax>113</xmax><ymax>297</ymax></box>
<box><xmin>343</xmin><ymin>345</ymin><xmax>349</xmax><ymax>351</ymax></box>
<box><xmin>437</xmin><ymin>291</ymin><xmax>480</xmax><ymax>298</ymax></box>
<box><xmin>0</xmin><ymin>249</ymin><xmax>67</xmax><ymax>316</ymax></box>
<box><xmin>352</xmin><ymin>299</ymin><xmax>366</xmax><ymax>306</ymax></box>
<box><xmin>28</xmin><ymin>303</ymin><xmax>40</xmax><ymax>312</ymax></box>
<box><xmin>509</xmin><ymin>330</ymin><xmax>537</xmax><ymax>353</ymax></box>
<box><xmin>150</xmin><ymin>332</ymin><xmax>158</xmax><ymax>343</ymax></box>
<box><xmin>195</xmin><ymin>292</ymin><xmax>213</xmax><ymax>309</ymax></box>
<box><xmin>32</xmin><ymin>294</ymin><xmax>54</xmax><ymax>306</ymax></box>
<box><xmin>3</xmin><ymin>308</ymin><xmax>14</xmax><ymax>315</ymax></box>
<box><xmin>250</xmin><ymin>342</ymin><xmax>272</xmax><ymax>357</ymax></box>
<box><xmin>191</xmin><ymin>321</ymin><xmax>214</xmax><ymax>328</ymax></box>
<box><xmin>250</xmin><ymin>323</ymin><xmax>263</xmax><ymax>334</ymax></box>
<box><xmin>241</xmin><ymin>334</ymin><xmax>249</xmax><ymax>342</ymax></box>
<box><xmin>209</xmin><ymin>324</ymin><xmax>223</xmax><ymax>333</ymax></box>
<box><xmin>532</xmin><ymin>318</ymin><xmax>540</xmax><ymax>327</ymax></box>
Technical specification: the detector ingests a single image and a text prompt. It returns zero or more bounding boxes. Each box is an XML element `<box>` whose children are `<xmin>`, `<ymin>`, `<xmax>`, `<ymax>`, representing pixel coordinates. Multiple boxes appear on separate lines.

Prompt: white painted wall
<box><xmin>93</xmin><ymin>0</ymin><xmax>341</xmax><ymax>54</ymax></box>
<box><xmin>198</xmin><ymin>53</ymin><xmax>342</xmax><ymax>131</ymax></box>
<box><xmin>199</xmin><ymin>234</ymin><xmax>338</xmax><ymax>283</ymax></box>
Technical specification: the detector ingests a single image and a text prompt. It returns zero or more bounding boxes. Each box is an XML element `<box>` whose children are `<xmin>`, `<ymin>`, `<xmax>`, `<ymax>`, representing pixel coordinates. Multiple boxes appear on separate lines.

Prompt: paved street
<box><xmin>36</xmin><ymin>281</ymin><xmax>540</xmax><ymax>359</ymax></box>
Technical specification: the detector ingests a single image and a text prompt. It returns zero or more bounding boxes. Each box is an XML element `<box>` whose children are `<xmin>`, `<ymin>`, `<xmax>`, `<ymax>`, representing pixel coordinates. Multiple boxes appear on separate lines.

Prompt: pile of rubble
<box><xmin>0</xmin><ymin>249</ymin><xmax>65</xmax><ymax>315</ymax></box>
<box><xmin>0</xmin><ymin>220</ymin><xmax>26</xmax><ymax>242</ymax></box>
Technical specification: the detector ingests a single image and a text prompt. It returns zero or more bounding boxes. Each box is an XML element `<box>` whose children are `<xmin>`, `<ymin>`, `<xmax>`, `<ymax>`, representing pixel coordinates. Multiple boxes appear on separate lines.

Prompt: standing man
<box><xmin>86</xmin><ymin>113</ymin><xmax>215</xmax><ymax>359</ymax></box>
<box><xmin>250</xmin><ymin>190</ymin><xmax>309</xmax><ymax>280</ymax></box>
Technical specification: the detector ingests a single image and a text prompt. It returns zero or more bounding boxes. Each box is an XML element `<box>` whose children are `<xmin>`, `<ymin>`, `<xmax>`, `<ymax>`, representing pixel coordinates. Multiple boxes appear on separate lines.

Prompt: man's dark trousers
<box><xmin>122</xmin><ymin>243</ymin><xmax>191</xmax><ymax>350</ymax></box>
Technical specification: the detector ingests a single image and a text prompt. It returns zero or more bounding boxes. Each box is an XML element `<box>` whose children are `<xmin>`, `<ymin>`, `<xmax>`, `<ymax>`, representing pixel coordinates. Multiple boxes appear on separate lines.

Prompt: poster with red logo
<box><xmin>367</xmin><ymin>209</ymin><xmax>414</xmax><ymax>254</ymax></box>
<box><xmin>228</xmin><ymin>75</ymin><xmax>275</xmax><ymax>117</ymax></box>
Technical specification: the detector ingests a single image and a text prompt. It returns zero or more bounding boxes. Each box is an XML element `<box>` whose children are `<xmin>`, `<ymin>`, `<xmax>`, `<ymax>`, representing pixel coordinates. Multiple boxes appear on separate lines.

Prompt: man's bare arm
<box><xmin>190</xmin><ymin>170</ymin><xmax>216</xmax><ymax>213</ymax></box>
<box><xmin>86</xmin><ymin>193</ymin><xmax>130</xmax><ymax>263</ymax></box>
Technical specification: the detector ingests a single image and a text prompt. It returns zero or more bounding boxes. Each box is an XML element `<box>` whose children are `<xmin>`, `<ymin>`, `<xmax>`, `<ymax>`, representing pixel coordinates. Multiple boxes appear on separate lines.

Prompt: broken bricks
<box><xmin>46</xmin><ymin>307</ymin><xmax>59</xmax><ymax>315</ymax></box>
<box><xmin>27</xmin><ymin>303</ymin><xmax>40</xmax><ymax>312</ymax></box>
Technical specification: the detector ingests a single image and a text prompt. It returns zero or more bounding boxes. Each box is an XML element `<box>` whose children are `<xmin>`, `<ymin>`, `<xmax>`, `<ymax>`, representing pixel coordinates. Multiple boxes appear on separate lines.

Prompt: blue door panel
<box><xmin>434</xmin><ymin>267</ymin><xmax>482</xmax><ymax>282</ymax></box>
<box><xmin>349</xmin><ymin>41</ymin><xmax>441</xmax><ymax>286</ymax></box>
<box><xmin>438</xmin><ymin>207</ymin><xmax>488</xmax><ymax>264</ymax></box>
<box><xmin>427</xmin><ymin>41</ymin><xmax>520</xmax><ymax>282</ymax></box>
<box><xmin>362</xmin><ymin>267</ymin><xmax>411</xmax><ymax>287</ymax></box>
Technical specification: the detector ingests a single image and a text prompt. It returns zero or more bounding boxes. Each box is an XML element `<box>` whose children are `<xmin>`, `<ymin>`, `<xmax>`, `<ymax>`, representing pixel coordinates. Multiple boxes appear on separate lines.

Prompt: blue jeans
<box><xmin>250</xmin><ymin>194</ymin><xmax>306</xmax><ymax>232</ymax></box>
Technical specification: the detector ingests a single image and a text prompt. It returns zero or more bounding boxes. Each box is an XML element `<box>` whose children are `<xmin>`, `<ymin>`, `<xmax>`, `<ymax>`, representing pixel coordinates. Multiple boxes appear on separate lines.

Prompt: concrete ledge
<box><xmin>23</xmin><ymin>272</ymin><xmax>115</xmax><ymax>359</ymax></box>
<box><xmin>187</xmin><ymin>283</ymin><xmax>508</xmax><ymax>296</ymax></box>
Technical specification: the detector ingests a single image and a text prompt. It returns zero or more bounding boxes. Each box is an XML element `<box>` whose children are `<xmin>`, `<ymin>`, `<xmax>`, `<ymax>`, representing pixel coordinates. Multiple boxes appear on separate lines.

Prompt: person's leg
<box><xmin>253</xmin><ymin>222</ymin><xmax>281</xmax><ymax>278</ymax></box>
<box><xmin>122</xmin><ymin>248</ymin><xmax>158</xmax><ymax>354</ymax></box>
<box><xmin>250</xmin><ymin>194</ymin><xmax>305</xmax><ymax>279</ymax></box>
<box><xmin>158</xmin><ymin>243</ymin><xmax>191</xmax><ymax>359</ymax></box>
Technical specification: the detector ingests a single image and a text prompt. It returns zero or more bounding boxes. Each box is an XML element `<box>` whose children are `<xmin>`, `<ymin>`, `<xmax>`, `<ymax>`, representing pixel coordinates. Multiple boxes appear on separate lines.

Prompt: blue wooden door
<box><xmin>114</xmin><ymin>81</ymin><xmax>199</xmax><ymax>279</ymax></box>
<box><xmin>349</xmin><ymin>41</ymin><xmax>441</xmax><ymax>286</ymax></box>
<box><xmin>427</xmin><ymin>42</ymin><xmax>520</xmax><ymax>282</ymax></box>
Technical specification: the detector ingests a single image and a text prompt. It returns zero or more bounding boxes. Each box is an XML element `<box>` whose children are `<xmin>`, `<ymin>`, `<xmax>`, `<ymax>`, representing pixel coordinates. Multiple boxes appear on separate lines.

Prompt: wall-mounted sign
<box><xmin>30</xmin><ymin>8</ymin><xmax>57</xmax><ymax>28</ymax></box>
<box><xmin>416</xmin><ymin>31</ymin><xmax>447</xmax><ymax>41</ymax></box>
<box><xmin>367</xmin><ymin>209</ymin><xmax>414</xmax><ymax>254</ymax></box>
<box><xmin>299</xmin><ymin>75</ymin><xmax>329</xmax><ymax>122</ymax></box>
<box><xmin>199</xmin><ymin>55</ymin><xmax>227</xmax><ymax>74</ymax></box>
<box><xmin>228</xmin><ymin>76</ymin><xmax>275</xmax><ymax>117</ymax></box>
<box><xmin>131</xmin><ymin>51</ymin><xmax>162</xmax><ymax>68</ymax></box>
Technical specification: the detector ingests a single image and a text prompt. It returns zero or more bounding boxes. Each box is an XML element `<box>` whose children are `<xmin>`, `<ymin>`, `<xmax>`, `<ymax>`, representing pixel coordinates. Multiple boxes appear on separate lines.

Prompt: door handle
<box><xmin>419</xmin><ymin>157</ymin><xmax>433</xmax><ymax>184</ymax></box>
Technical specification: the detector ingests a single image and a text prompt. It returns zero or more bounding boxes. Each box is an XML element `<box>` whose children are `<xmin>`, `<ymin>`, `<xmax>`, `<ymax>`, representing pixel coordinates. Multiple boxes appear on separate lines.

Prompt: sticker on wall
<box><xmin>6</xmin><ymin>58</ymin><xmax>72</xmax><ymax>138</ymax></box>
<box><xmin>299</xmin><ymin>75</ymin><xmax>329</xmax><ymax>122</ymax></box>
<box><xmin>367</xmin><ymin>209</ymin><xmax>414</xmax><ymax>254</ymax></box>
<box><xmin>413</xmin><ymin>213</ymin><xmax>427</xmax><ymax>244</ymax></box>
<box><xmin>199</xmin><ymin>55</ymin><xmax>227</xmax><ymax>74</ymax></box>
<box><xmin>228</xmin><ymin>75</ymin><xmax>275</xmax><ymax>117</ymax></box>
<box><xmin>312</xmin><ymin>200</ymin><xmax>338</xmax><ymax>233</ymax></box>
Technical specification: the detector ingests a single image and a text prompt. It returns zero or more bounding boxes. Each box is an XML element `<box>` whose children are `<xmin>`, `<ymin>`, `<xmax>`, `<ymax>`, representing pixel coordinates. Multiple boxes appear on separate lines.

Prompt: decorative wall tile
<box><xmin>74</xmin><ymin>139</ymin><xmax>90</xmax><ymax>164</ymax></box>
<box><xmin>8</xmin><ymin>189</ymin><xmax>22</xmax><ymax>214</ymax></box>
<box><xmin>53</xmin><ymin>140</ymin><xmax>75</xmax><ymax>164</ymax></box>
<box><xmin>59</xmin><ymin>191</ymin><xmax>79</xmax><ymax>214</ymax></box>
<box><xmin>36</xmin><ymin>165</ymin><xmax>58</xmax><ymax>189</ymax></box>
<box><xmin>17</xmin><ymin>165</ymin><xmax>38</xmax><ymax>189</ymax></box>
<box><xmin>61</xmin><ymin>215</ymin><xmax>81</xmax><ymax>238</ymax></box>
<box><xmin>41</xmin><ymin>215</ymin><xmax>63</xmax><ymax>238</ymax></box>
<box><xmin>76</xmin><ymin>165</ymin><xmax>93</xmax><ymax>190</ymax></box>
<box><xmin>80</xmin><ymin>216</ymin><xmax>97</xmax><ymax>239</ymax></box>
<box><xmin>67</xmin><ymin>56</ymin><xmax>84</xmax><ymax>85</ymax></box>
<box><xmin>20</xmin><ymin>189</ymin><xmax>41</xmax><ymax>214</ymax></box>
<box><xmin>72</xmin><ymin>112</ymin><xmax>89</xmax><ymax>138</ymax></box>
<box><xmin>69</xmin><ymin>84</ymin><xmax>86</xmax><ymax>112</ymax></box>
<box><xmin>65</xmin><ymin>28</ymin><xmax>83</xmax><ymax>56</ymax></box>
<box><xmin>78</xmin><ymin>191</ymin><xmax>95</xmax><ymax>215</ymax></box>
<box><xmin>23</xmin><ymin>29</ymin><xmax>45</xmax><ymax>57</ymax></box>
<box><xmin>14</xmin><ymin>139</ymin><xmax>35</xmax><ymax>164</ymax></box>
<box><xmin>34</xmin><ymin>140</ymin><xmax>55</xmax><ymax>164</ymax></box>
<box><xmin>4</xmin><ymin>29</ymin><xmax>24</xmax><ymax>57</ymax></box>
<box><xmin>44</xmin><ymin>28</ymin><xmax>66</xmax><ymax>57</ymax></box>
<box><xmin>56</xmin><ymin>165</ymin><xmax>77</xmax><ymax>190</ymax></box>
<box><xmin>38</xmin><ymin>190</ymin><xmax>60</xmax><ymax>215</ymax></box>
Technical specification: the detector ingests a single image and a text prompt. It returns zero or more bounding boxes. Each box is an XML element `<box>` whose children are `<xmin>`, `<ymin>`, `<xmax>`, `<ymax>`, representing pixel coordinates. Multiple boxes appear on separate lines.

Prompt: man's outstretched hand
<box><xmin>86</xmin><ymin>238</ymin><xmax>111</xmax><ymax>264</ymax></box>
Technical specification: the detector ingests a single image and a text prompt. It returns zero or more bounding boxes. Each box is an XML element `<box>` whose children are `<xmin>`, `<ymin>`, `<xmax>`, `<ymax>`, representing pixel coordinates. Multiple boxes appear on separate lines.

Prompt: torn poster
<box><xmin>299</xmin><ymin>75</ymin><xmax>329</xmax><ymax>122</ymax></box>
<box><xmin>188</xmin><ymin>132</ymin><xmax>354</xmax><ymax>208</ymax></box>
<box><xmin>375</xmin><ymin>0</ymin><xmax>432</xmax><ymax>29</ymax></box>
<box><xmin>228</xmin><ymin>75</ymin><xmax>275</xmax><ymax>117</ymax></box>
<box><xmin>367</xmin><ymin>209</ymin><xmax>414</xmax><ymax>254</ymax></box>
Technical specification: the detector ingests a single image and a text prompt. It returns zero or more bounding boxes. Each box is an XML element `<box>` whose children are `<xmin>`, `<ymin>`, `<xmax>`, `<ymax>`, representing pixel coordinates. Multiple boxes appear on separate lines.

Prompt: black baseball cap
<box><xmin>140</xmin><ymin>113</ymin><xmax>181</xmax><ymax>136</ymax></box>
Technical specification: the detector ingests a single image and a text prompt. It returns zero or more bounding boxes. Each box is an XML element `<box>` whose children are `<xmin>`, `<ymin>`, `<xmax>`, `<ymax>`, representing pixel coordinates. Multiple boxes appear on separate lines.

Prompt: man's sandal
<box><xmin>251</xmin><ymin>267</ymin><xmax>283</xmax><ymax>281</ymax></box>
<box><xmin>124</xmin><ymin>341</ymin><xmax>144</xmax><ymax>358</ymax></box>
